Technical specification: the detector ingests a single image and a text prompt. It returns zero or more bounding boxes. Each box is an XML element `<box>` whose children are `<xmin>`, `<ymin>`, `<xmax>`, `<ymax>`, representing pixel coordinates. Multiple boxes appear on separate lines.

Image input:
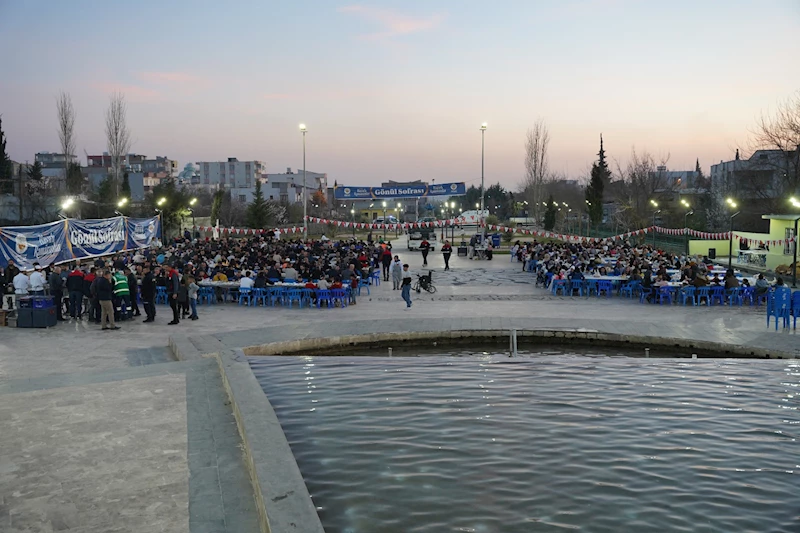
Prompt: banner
<box><xmin>334</xmin><ymin>182</ymin><xmax>466</xmax><ymax>199</ymax></box>
<box><xmin>0</xmin><ymin>215</ymin><xmax>161</xmax><ymax>269</ymax></box>
<box><xmin>0</xmin><ymin>220</ymin><xmax>69</xmax><ymax>269</ymax></box>
<box><xmin>126</xmin><ymin>217</ymin><xmax>161</xmax><ymax>250</ymax></box>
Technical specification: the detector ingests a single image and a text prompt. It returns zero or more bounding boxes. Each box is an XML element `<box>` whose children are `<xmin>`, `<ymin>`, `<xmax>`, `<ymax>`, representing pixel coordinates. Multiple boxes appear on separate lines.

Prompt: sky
<box><xmin>1</xmin><ymin>0</ymin><xmax>799</xmax><ymax>190</ymax></box>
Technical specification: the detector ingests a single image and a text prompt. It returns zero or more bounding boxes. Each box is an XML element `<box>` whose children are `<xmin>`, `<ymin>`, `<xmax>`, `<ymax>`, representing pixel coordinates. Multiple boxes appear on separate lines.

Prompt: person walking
<box><xmin>167</xmin><ymin>265</ymin><xmax>181</xmax><ymax>325</ymax></box>
<box><xmin>401</xmin><ymin>263</ymin><xmax>413</xmax><ymax>309</ymax></box>
<box><xmin>48</xmin><ymin>266</ymin><xmax>65</xmax><ymax>321</ymax></box>
<box><xmin>419</xmin><ymin>238</ymin><xmax>430</xmax><ymax>267</ymax></box>
<box><xmin>390</xmin><ymin>255</ymin><xmax>403</xmax><ymax>290</ymax></box>
<box><xmin>66</xmin><ymin>265</ymin><xmax>84</xmax><ymax>319</ymax></box>
<box><xmin>141</xmin><ymin>264</ymin><xmax>157</xmax><ymax>322</ymax></box>
<box><xmin>441</xmin><ymin>240</ymin><xmax>452</xmax><ymax>271</ymax></box>
<box><xmin>381</xmin><ymin>246</ymin><xmax>393</xmax><ymax>281</ymax></box>
<box><xmin>97</xmin><ymin>270</ymin><xmax>119</xmax><ymax>330</ymax></box>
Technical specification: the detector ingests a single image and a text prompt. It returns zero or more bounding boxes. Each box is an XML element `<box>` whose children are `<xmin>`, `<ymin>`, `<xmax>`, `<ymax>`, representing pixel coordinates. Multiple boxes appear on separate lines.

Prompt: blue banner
<box><xmin>335</xmin><ymin>182</ymin><xmax>466</xmax><ymax>199</ymax></box>
<box><xmin>0</xmin><ymin>215</ymin><xmax>161</xmax><ymax>269</ymax></box>
<box><xmin>0</xmin><ymin>220</ymin><xmax>70</xmax><ymax>269</ymax></box>
<box><xmin>126</xmin><ymin>217</ymin><xmax>161</xmax><ymax>250</ymax></box>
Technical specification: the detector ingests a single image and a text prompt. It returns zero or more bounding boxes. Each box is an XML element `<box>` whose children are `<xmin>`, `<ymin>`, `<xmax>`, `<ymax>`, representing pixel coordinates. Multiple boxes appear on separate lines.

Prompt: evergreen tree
<box><xmin>66</xmin><ymin>163</ymin><xmax>84</xmax><ymax>195</ymax></box>
<box><xmin>211</xmin><ymin>190</ymin><xmax>225</xmax><ymax>225</ymax></box>
<box><xmin>27</xmin><ymin>161</ymin><xmax>44</xmax><ymax>180</ymax></box>
<box><xmin>121</xmin><ymin>171</ymin><xmax>131</xmax><ymax>198</ymax></box>
<box><xmin>246</xmin><ymin>180</ymin><xmax>269</xmax><ymax>228</ymax></box>
<box><xmin>585</xmin><ymin>134</ymin><xmax>609</xmax><ymax>226</ymax></box>
<box><xmin>543</xmin><ymin>194</ymin><xmax>557</xmax><ymax>231</ymax></box>
<box><xmin>0</xmin><ymin>115</ymin><xmax>12</xmax><ymax>195</ymax></box>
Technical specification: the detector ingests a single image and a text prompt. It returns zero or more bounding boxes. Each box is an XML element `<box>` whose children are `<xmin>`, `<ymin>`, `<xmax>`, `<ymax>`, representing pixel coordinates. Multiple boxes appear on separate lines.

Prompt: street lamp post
<box><xmin>725</xmin><ymin>198</ymin><xmax>740</xmax><ymax>269</ymax></box>
<box><xmin>480</xmin><ymin>123</ymin><xmax>487</xmax><ymax>243</ymax></box>
<box><xmin>350</xmin><ymin>208</ymin><xmax>356</xmax><ymax>237</ymax></box>
<box><xmin>382</xmin><ymin>201</ymin><xmax>387</xmax><ymax>238</ymax></box>
<box><xmin>650</xmin><ymin>200</ymin><xmax>660</xmax><ymax>248</ymax></box>
<box><xmin>684</xmin><ymin>210</ymin><xmax>694</xmax><ymax>257</ymax></box>
<box><xmin>156</xmin><ymin>197</ymin><xmax>166</xmax><ymax>243</ymax></box>
<box><xmin>300</xmin><ymin>124</ymin><xmax>307</xmax><ymax>234</ymax></box>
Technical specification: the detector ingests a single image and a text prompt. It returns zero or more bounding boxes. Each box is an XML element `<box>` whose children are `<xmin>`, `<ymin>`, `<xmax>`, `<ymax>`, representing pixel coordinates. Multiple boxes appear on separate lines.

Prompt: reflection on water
<box><xmin>249</xmin><ymin>353</ymin><xmax>799</xmax><ymax>533</ymax></box>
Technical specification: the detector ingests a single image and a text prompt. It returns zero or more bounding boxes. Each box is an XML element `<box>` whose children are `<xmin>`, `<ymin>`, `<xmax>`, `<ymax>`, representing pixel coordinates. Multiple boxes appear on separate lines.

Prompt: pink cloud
<box><xmin>89</xmin><ymin>82</ymin><xmax>161</xmax><ymax>102</ymax></box>
<box><xmin>338</xmin><ymin>5</ymin><xmax>445</xmax><ymax>40</ymax></box>
<box><xmin>139</xmin><ymin>71</ymin><xmax>205</xmax><ymax>85</ymax></box>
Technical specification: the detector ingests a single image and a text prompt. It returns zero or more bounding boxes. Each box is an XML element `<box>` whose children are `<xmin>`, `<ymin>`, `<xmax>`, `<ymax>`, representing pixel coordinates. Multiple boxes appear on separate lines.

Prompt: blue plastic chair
<box><xmin>252</xmin><ymin>288</ymin><xmax>268</xmax><ymax>306</ymax></box>
<box><xmin>198</xmin><ymin>287</ymin><xmax>215</xmax><ymax>305</ymax></box>
<box><xmin>740</xmin><ymin>286</ymin><xmax>755</xmax><ymax>306</ymax></box>
<box><xmin>726</xmin><ymin>287</ymin><xmax>742</xmax><ymax>307</ymax></box>
<box><xmin>267</xmin><ymin>287</ymin><xmax>283</xmax><ymax>306</ymax></box>
<box><xmin>370</xmin><ymin>271</ymin><xmax>381</xmax><ymax>286</ymax></box>
<box><xmin>301</xmin><ymin>288</ymin><xmax>315</xmax><ymax>307</ymax></box>
<box><xmin>695</xmin><ymin>287</ymin><xmax>711</xmax><ymax>306</ymax></box>
<box><xmin>569</xmin><ymin>280</ymin><xmax>585</xmax><ymax>296</ymax></box>
<box><xmin>619</xmin><ymin>280</ymin><xmax>641</xmax><ymax>299</ymax></box>
<box><xmin>552</xmin><ymin>279</ymin><xmax>568</xmax><ymax>296</ymax></box>
<box><xmin>155</xmin><ymin>286</ymin><xmax>168</xmax><ymax>305</ymax></box>
<box><xmin>331</xmin><ymin>288</ymin><xmax>348</xmax><ymax>308</ymax></box>
<box><xmin>639</xmin><ymin>287</ymin><xmax>653</xmax><ymax>303</ymax></box>
<box><xmin>238</xmin><ymin>287</ymin><xmax>253</xmax><ymax>306</ymax></box>
<box><xmin>792</xmin><ymin>291</ymin><xmax>800</xmax><ymax>329</ymax></box>
<box><xmin>767</xmin><ymin>287</ymin><xmax>792</xmax><ymax>330</ymax></box>
<box><xmin>597</xmin><ymin>280</ymin><xmax>614</xmax><ymax>298</ymax></box>
<box><xmin>357</xmin><ymin>277</ymin><xmax>370</xmax><ymax>296</ymax></box>
<box><xmin>709</xmin><ymin>286</ymin><xmax>725</xmax><ymax>306</ymax></box>
<box><xmin>656</xmin><ymin>286</ymin><xmax>674</xmax><ymax>305</ymax></box>
<box><xmin>678</xmin><ymin>286</ymin><xmax>696</xmax><ymax>306</ymax></box>
<box><xmin>285</xmin><ymin>288</ymin><xmax>303</xmax><ymax>308</ymax></box>
<box><xmin>585</xmin><ymin>279</ymin><xmax>599</xmax><ymax>296</ymax></box>
<box><xmin>316</xmin><ymin>289</ymin><xmax>332</xmax><ymax>308</ymax></box>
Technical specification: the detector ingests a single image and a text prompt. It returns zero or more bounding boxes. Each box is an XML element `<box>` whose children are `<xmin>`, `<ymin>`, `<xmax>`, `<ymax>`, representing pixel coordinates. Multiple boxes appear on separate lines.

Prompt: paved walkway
<box><xmin>0</xmin><ymin>252</ymin><xmax>796</xmax><ymax>532</ymax></box>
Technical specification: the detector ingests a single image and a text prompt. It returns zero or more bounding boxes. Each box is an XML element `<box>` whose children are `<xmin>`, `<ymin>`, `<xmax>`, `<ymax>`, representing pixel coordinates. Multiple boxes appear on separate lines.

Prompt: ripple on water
<box><xmin>249</xmin><ymin>355</ymin><xmax>800</xmax><ymax>533</ymax></box>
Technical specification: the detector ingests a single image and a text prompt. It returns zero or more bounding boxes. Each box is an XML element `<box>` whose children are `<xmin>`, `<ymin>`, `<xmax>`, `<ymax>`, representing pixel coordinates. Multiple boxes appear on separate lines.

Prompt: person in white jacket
<box><xmin>390</xmin><ymin>255</ymin><xmax>403</xmax><ymax>290</ymax></box>
<box><xmin>13</xmin><ymin>271</ymin><xmax>30</xmax><ymax>295</ymax></box>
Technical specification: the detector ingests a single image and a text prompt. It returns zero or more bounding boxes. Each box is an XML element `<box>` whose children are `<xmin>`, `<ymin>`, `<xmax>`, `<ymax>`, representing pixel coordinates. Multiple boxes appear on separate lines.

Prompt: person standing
<box><xmin>168</xmin><ymin>265</ymin><xmax>181</xmax><ymax>325</ymax></box>
<box><xmin>441</xmin><ymin>240</ymin><xmax>452</xmax><ymax>271</ymax></box>
<box><xmin>112</xmin><ymin>269</ymin><xmax>131</xmax><ymax>321</ymax></box>
<box><xmin>29</xmin><ymin>264</ymin><xmax>46</xmax><ymax>295</ymax></box>
<box><xmin>141</xmin><ymin>265</ymin><xmax>157</xmax><ymax>322</ymax></box>
<box><xmin>381</xmin><ymin>246</ymin><xmax>393</xmax><ymax>281</ymax></box>
<box><xmin>66</xmin><ymin>265</ymin><xmax>84</xmax><ymax>319</ymax></box>
<box><xmin>127</xmin><ymin>267</ymin><xmax>141</xmax><ymax>317</ymax></box>
<box><xmin>97</xmin><ymin>271</ymin><xmax>119</xmax><ymax>330</ymax></box>
<box><xmin>401</xmin><ymin>263</ymin><xmax>412</xmax><ymax>309</ymax></box>
<box><xmin>419</xmin><ymin>238</ymin><xmax>430</xmax><ymax>267</ymax></box>
<box><xmin>48</xmin><ymin>266</ymin><xmax>65</xmax><ymax>321</ymax></box>
<box><xmin>13</xmin><ymin>269</ymin><xmax>30</xmax><ymax>296</ymax></box>
<box><xmin>390</xmin><ymin>255</ymin><xmax>403</xmax><ymax>290</ymax></box>
<box><xmin>187</xmin><ymin>276</ymin><xmax>199</xmax><ymax>320</ymax></box>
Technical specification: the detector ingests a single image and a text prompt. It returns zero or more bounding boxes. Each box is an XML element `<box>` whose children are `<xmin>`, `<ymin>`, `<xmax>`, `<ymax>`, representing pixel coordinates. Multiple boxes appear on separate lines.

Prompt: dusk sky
<box><xmin>1</xmin><ymin>0</ymin><xmax>799</xmax><ymax>190</ymax></box>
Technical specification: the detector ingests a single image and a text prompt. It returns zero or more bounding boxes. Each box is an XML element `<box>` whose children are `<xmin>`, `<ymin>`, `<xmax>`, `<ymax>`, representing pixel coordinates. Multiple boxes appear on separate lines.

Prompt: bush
<box><xmin>486</xmin><ymin>214</ymin><xmax>499</xmax><ymax>226</ymax></box>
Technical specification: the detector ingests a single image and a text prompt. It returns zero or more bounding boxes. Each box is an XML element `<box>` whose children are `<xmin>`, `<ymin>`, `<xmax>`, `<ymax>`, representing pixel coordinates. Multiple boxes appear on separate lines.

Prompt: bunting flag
<box><xmin>192</xmin><ymin>225</ymin><xmax>306</xmax><ymax>236</ymax></box>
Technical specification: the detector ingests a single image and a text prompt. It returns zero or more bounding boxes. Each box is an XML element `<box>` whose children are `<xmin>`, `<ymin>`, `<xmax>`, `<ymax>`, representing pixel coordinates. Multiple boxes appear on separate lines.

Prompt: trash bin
<box><xmin>491</xmin><ymin>234</ymin><xmax>501</xmax><ymax>247</ymax></box>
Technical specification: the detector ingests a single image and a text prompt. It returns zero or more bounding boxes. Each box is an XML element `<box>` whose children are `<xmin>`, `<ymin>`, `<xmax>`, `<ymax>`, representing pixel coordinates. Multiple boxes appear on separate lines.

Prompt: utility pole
<box><xmin>18</xmin><ymin>162</ymin><xmax>23</xmax><ymax>223</ymax></box>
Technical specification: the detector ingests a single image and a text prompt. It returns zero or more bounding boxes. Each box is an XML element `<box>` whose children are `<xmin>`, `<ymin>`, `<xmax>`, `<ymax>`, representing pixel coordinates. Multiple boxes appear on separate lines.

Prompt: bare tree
<box><xmin>610</xmin><ymin>148</ymin><xmax>673</xmax><ymax>231</ymax></box>
<box><xmin>105</xmin><ymin>92</ymin><xmax>132</xmax><ymax>197</ymax></box>
<box><xmin>746</xmin><ymin>90</ymin><xmax>800</xmax><ymax>204</ymax></box>
<box><xmin>56</xmin><ymin>91</ymin><xmax>76</xmax><ymax>189</ymax></box>
<box><xmin>522</xmin><ymin>119</ymin><xmax>550</xmax><ymax>223</ymax></box>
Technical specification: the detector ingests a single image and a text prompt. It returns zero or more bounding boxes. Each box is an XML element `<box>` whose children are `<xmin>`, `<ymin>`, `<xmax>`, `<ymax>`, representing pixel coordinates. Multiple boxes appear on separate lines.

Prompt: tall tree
<box><xmin>543</xmin><ymin>194</ymin><xmax>557</xmax><ymax>231</ymax></box>
<box><xmin>121</xmin><ymin>171</ymin><xmax>131</xmax><ymax>198</ymax></box>
<box><xmin>66</xmin><ymin>163</ymin><xmax>84</xmax><ymax>194</ymax></box>
<box><xmin>749</xmin><ymin>90</ymin><xmax>800</xmax><ymax>203</ymax></box>
<box><xmin>585</xmin><ymin>134</ymin><xmax>609</xmax><ymax>226</ymax></box>
<box><xmin>27</xmin><ymin>161</ymin><xmax>43</xmax><ymax>180</ymax></box>
<box><xmin>56</xmin><ymin>91</ymin><xmax>76</xmax><ymax>185</ymax></box>
<box><xmin>522</xmin><ymin>119</ymin><xmax>550</xmax><ymax>223</ymax></box>
<box><xmin>0</xmin><ymin>115</ymin><xmax>12</xmax><ymax>195</ymax></box>
<box><xmin>105</xmin><ymin>92</ymin><xmax>131</xmax><ymax>197</ymax></box>
<box><xmin>246</xmin><ymin>181</ymin><xmax>269</xmax><ymax>228</ymax></box>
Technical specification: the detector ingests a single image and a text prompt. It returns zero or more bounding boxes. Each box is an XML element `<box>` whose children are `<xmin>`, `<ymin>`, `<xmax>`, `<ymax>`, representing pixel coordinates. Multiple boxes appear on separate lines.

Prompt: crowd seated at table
<box><xmin>515</xmin><ymin>238</ymin><xmax>786</xmax><ymax>307</ymax></box>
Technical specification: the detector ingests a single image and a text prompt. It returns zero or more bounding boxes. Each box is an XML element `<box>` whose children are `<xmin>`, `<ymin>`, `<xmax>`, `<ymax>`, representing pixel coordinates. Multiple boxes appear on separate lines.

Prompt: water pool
<box><xmin>249</xmin><ymin>352</ymin><xmax>799</xmax><ymax>532</ymax></box>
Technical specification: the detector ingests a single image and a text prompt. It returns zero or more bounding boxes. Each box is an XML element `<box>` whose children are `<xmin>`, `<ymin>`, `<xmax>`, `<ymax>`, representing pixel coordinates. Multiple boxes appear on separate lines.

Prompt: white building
<box><xmin>263</xmin><ymin>168</ymin><xmax>327</xmax><ymax>203</ymax></box>
<box><xmin>196</xmin><ymin>158</ymin><xmax>267</xmax><ymax>189</ymax></box>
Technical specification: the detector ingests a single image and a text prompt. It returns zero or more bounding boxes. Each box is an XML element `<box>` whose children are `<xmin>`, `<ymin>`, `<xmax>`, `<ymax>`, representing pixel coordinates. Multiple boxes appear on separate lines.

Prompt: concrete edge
<box><xmin>214</xmin><ymin>347</ymin><xmax>325</xmax><ymax>533</ymax></box>
<box><xmin>242</xmin><ymin>329</ymin><xmax>796</xmax><ymax>360</ymax></box>
<box><xmin>168</xmin><ymin>335</ymin><xmax>204</xmax><ymax>362</ymax></box>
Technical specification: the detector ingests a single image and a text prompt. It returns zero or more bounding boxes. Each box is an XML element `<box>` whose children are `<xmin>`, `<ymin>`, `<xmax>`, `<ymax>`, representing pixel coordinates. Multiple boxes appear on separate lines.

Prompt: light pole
<box><xmin>790</xmin><ymin>197</ymin><xmax>800</xmax><ymax>288</ymax></box>
<box><xmin>382</xmin><ymin>200</ymin><xmax>387</xmax><ymax>238</ymax></box>
<box><xmin>680</xmin><ymin>199</ymin><xmax>693</xmax><ymax>257</ymax></box>
<box><xmin>300</xmin><ymin>124</ymin><xmax>307</xmax><ymax>234</ymax></box>
<box><xmin>156</xmin><ymin>196</ymin><xmax>166</xmax><ymax>243</ymax></box>
<box><xmin>650</xmin><ymin>200</ymin><xmax>660</xmax><ymax>248</ymax></box>
<box><xmin>726</xmin><ymin>198</ymin><xmax>740</xmax><ymax>269</ymax></box>
<box><xmin>189</xmin><ymin>197</ymin><xmax>197</xmax><ymax>233</ymax></box>
<box><xmin>350</xmin><ymin>208</ymin><xmax>356</xmax><ymax>237</ymax></box>
<box><xmin>480</xmin><ymin>122</ymin><xmax>487</xmax><ymax>243</ymax></box>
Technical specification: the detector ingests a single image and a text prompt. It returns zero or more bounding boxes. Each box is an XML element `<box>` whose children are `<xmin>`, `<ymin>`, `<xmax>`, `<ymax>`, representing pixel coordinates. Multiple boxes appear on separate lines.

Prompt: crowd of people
<box><xmin>0</xmin><ymin>233</ymin><xmax>426</xmax><ymax>329</ymax></box>
<box><xmin>512</xmin><ymin>238</ymin><xmax>780</xmax><ymax>298</ymax></box>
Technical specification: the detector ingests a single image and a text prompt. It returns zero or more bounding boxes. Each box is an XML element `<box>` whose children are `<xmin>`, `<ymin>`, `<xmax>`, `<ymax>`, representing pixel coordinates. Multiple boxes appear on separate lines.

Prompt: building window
<box><xmin>280</xmin><ymin>194</ymin><xmax>288</xmax><ymax>203</ymax></box>
<box><xmin>239</xmin><ymin>195</ymin><xmax>246</xmax><ymax>203</ymax></box>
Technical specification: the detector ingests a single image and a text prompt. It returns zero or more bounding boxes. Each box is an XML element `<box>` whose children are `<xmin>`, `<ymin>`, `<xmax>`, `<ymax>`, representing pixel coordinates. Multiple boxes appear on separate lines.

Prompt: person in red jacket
<box><xmin>65</xmin><ymin>266</ymin><xmax>85</xmax><ymax>318</ymax></box>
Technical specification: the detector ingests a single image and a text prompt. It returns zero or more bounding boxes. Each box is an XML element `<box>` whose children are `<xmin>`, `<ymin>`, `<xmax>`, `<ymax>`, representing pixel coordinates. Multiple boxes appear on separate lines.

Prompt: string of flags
<box><xmin>192</xmin><ymin>225</ymin><xmax>306</xmax><ymax>235</ymax></box>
